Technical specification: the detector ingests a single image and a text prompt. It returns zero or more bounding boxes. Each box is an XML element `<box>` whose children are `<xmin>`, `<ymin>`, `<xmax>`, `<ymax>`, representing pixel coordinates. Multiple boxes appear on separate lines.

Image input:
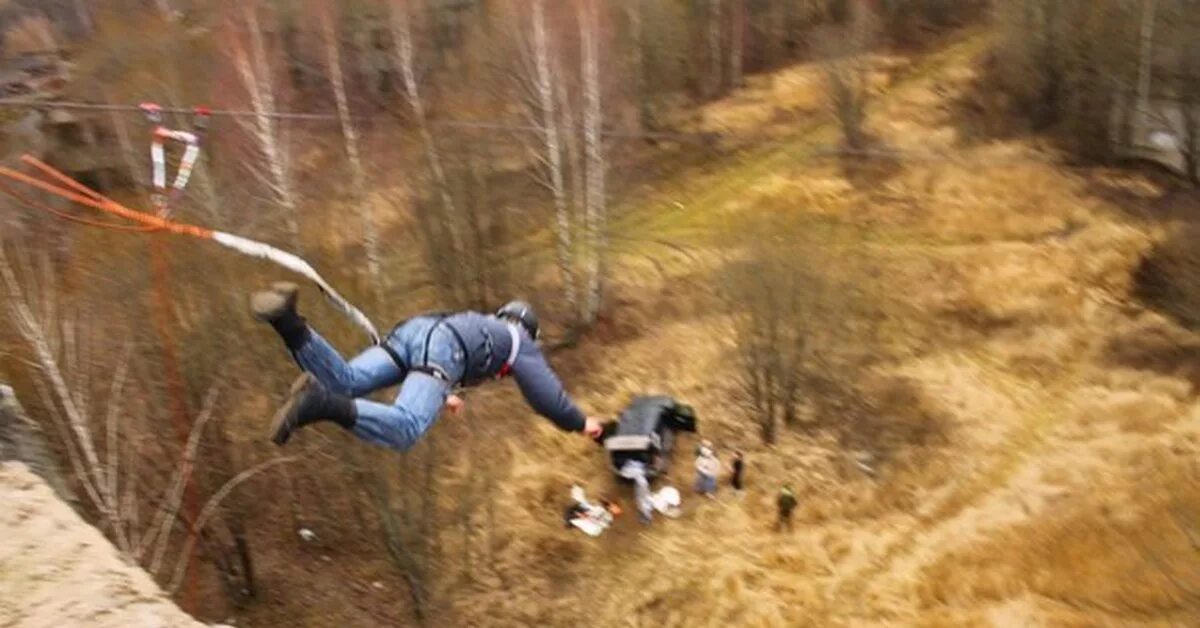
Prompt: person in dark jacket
<box><xmin>776</xmin><ymin>485</ymin><xmax>798</xmax><ymax>532</ymax></box>
<box><xmin>729</xmin><ymin>450</ymin><xmax>745</xmax><ymax>492</ymax></box>
<box><xmin>250</xmin><ymin>282</ymin><xmax>603</xmax><ymax>450</ymax></box>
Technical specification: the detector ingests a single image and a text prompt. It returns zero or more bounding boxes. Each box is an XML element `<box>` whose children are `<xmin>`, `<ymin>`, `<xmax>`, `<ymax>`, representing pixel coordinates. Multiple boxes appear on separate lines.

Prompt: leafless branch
<box><xmin>141</xmin><ymin>385</ymin><xmax>219</xmax><ymax>571</ymax></box>
<box><xmin>167</xmin><ymin>456</ymin><xmax>298</xmax><ymax>594</ymax></box>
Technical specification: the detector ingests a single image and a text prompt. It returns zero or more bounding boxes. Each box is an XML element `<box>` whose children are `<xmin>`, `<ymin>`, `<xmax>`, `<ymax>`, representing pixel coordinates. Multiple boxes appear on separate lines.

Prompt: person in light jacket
<box><xmin>694</xmin><ymin>445</ymin><xmax>720</xmax><ymax>498</ymax></box>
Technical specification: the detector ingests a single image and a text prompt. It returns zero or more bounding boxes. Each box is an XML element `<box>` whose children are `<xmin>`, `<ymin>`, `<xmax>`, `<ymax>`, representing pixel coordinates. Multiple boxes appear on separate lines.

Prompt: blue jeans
<box><xmin>695</xmin><ymin>473</ymin><xmax>716</xmax><ymax>494</ymax></box>
<box><xmin>290</xmin><ymin>317</ymin><xmax>466</xmax><ymax>452</ymax></box>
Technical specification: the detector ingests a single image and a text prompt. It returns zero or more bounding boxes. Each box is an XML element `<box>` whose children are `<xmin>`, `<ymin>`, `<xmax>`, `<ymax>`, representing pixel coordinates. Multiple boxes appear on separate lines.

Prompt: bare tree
<box><xmin>522</xmin><ymin>0</ymin><xmax>579</xmax><ymax>316</ymax></box>
<box><xmin>320</xmin><ymin>3</ymin><xmax>381</xmax><ymax>286</ymax></box>
<box><xmin>1171</xmin><ymin>3</ymin><xmax>1200</xmax><ymax>184</ymax></box>
<box><xmin>627</xmin><ymin>0</ymin><xmax>657</xmax><ymax>131</ymax></box>
<box><xmin>707</xmin><ymin>0</ymin><xmax>724</xmax><ymax>96</ymax></box>
<box><xmin>71</xmin><ymin>0</ymin><xmax>93</xmax><ymax>34</ymax></box>
<box><xmin>768</xmin><ymin>0</ymin><xmax>788</xmax><ymax>66</ymax></box>
<box><xmin>1137</xmin><ymin>0</ymin><xmax>1160</xmax><ymax>108</ymax></box>
<box><xmin>579</xmin><ymin>0</ymin><xmax>607</xmax><ymax>325</ymax></box>
<box><xmin>0</xmin><ymin>245</ymin><xmax>288</xmax><ymax>593</ymax></box>
<box><xmin>509</xmin><ymin>0</ymin><xmax>598</xmax><ymax>324</ymax></box>
<box><xmin>729</xmin><ymin>0</ymin><xmax>744</xmax><ymax>89</ymax></box>
<box><xmin>719</xmin><ymin>213</ymin><xmax>882</xmax><ymax>444</ymax></box>
<box><xmin>386</xmin><ymin>1</ymin><xmax>465</xmax><ymax>277</ymax></box>
<box><xmin>104</xmin><ymin>86</ymin><xmax>144</xmax><ymax>191</ymax></box>
<box><xmin>229</xmin><ymin>5</ymin><xmax>302</xmax><ymax>250</ymax></box>
<box><xmin>814</xmin><ymin>2</ymin><xmax>877</xmax><ymax>151</ymax></box>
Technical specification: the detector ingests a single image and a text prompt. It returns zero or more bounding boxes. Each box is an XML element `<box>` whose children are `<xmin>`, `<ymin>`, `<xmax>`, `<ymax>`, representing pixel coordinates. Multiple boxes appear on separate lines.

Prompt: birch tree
<box><xmin>388</xmin><ymin>0</ymin><xmax>468</xmax><ymax>303</ymax></box>
<box><xmin>815</xmin><ymin>1</ymin><xmax>876</xmax><ymax>151</ymax></box>
<box><xmin>707</xmin><ymin>0</ymin><xmax>724</xmax><ymax>96</ymax></box>
<box><xmin>230</xmin><ymin>5</ymin><xmax>302</xmax><ymax>249</ymax></box>
<box><xmin>627</xmin><ymin>0</ymin><xmax>657</xmax><ymax>131</ymax></box>
<box><xmin>579</xmin><ymin>0</ymin><xmax>607</xmax><ymax>324</ymax></box>
<box><xmin>0</xmin><ymin>245</ymin><xmax>286</xmax><ymax>589</ymax></box>
<box><xmin>508</xmin><ymin>0</ymin><xmax>584</xmax><ymax>322</ymax></box>
<box><xmin>531</xmin><ymin>0</ymin><xmax>578</xmax><ymax>315</ymax></box>
<box><xmin>729</xmin><ymin>0</ymin><xmax>744</xmax><ymax>88</ymax></box>
<box><xmin>320</xmin><ymin>3</ymin><xmax>381</xmax><ymax>286</ymax></box>
<box><xmin>768</xmin><ymin>0</ymin><xmax>788</xmax><ymax>66</ymax></box>
<box><xmin>1167</xmin><ymin>1</ymin><xmax>1200</xmax><ymax>184</ymax></box>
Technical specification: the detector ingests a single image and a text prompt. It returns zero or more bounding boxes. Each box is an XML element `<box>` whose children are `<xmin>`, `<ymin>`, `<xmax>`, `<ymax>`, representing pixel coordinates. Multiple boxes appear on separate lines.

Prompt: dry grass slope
<box><xmin>444</xmin><ymin>29</ymin><xmax>1200</xmax><ymax>628</ymax></box>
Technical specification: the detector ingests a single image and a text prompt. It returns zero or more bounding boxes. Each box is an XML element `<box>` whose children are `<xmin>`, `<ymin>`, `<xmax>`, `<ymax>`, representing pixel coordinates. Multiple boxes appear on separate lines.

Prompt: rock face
<box><xmin>0</xmin><ymin>386</ymin><xmax>223</xmax><ymax>627</ymax></box>
<box><xmin>0</xmin><ymin>462</ymin><xmax>219</xmax><ymax>628</ymax></box>
<box><xmin>0</xmin><ymin>384</ymin><xmax>70</xmax><ymax>500</ymax></box>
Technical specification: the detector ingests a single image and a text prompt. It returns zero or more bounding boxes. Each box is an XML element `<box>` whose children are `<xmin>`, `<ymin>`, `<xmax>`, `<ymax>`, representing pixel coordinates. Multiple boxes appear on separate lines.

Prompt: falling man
<box><xmin>251</xmin><ymin>282</ymin><xmax>604</xmax><ymax>450</ymax></box>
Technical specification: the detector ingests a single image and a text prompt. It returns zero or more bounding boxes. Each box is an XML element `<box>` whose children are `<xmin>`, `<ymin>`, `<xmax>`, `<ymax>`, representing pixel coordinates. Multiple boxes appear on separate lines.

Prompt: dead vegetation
<box><xmin>433</xmin><ymin>27</ymin><xmax>1200</xmax><ymax>627</ymax></box>
<box><xmin>5</xmin><ymin>9</ymin><xmax>1200</xmax><ymax>628</ymax></box>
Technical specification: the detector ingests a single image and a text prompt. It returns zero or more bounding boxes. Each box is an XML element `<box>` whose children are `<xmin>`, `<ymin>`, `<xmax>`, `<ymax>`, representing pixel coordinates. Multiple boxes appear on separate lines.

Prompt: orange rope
<box><xmin>0</xmin><ymin>165</ymin><xmax>114</xmax><ymax>212</ymax></box>
<box><xmin>0</xmin><ymin>180</ymin><xmax>159</xmax><ymax>232</ymax></box>
<box><xmin>22</xmin><ymin>155</ymin><xmax>108</xmax><ymax>203</ymax></box>
<box><xmin>0</xmin><ymin>156</ymin><xmax>214</xmax><ymax>240</ymax></box>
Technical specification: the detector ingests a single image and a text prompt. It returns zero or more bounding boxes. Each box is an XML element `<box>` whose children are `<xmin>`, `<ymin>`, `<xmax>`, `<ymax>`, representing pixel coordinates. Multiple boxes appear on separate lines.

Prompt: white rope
<box><xmin>211</xmin><ymin>231</ymin><xmax>381</xmax><ymax>344</ymax></box>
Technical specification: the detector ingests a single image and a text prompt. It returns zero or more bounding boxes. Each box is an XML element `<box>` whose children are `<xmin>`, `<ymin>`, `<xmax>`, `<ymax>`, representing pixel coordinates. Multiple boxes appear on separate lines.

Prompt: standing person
<box><xmin>694</xmin><ymin>445</ymin><xmax>719</xmax><ymax>498</ymax></box>
<box><xmin>729</xmin><ymin>450</ymin><xmax>745</xmax><ymax>492</ymax></box>
<box><xmin>250</xmin><ymin>283</ymin><xmax>604</xmax><ymax>449</ymax></box>
<box><xmin>776</xmin><ymin>485</ymin><xmax>798</xmax><ymax>532</ymax></box>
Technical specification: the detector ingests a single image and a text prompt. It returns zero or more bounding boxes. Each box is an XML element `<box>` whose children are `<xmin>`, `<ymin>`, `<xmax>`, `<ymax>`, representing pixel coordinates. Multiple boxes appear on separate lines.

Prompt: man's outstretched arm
<box><xmin>510</xmin><ymin>342</ymin><xmax>599</xmax><ymax>436</ymax></box>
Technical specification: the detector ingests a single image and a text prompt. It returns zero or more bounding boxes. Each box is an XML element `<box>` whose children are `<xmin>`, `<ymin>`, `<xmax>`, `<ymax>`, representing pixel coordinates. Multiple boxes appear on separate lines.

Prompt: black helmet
<box><xmin>497</xmin><ymin>300</ymin><xmax>539</xmax><ymax>340</ymax></box>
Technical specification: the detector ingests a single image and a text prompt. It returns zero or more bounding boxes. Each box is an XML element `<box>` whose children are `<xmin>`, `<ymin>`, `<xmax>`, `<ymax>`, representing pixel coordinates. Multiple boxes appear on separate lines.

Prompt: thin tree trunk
<box><xmin>532</xmin><ymin>0</ymin><xmax>578</xmax><ymax>317</ymax></box>
<box><xmin>467</xmin><ymin>154</ymin><xmax>491</xmax><ymax>308</ymax></box>
<box><xmin>630</xmin><ymin>0</ymin><xmax>655</xmax><ymax>131</ymax></box>
<box><xmin>708</xmin><ymin>0</ymin><xmax>724</xmax><ymax>96</ymax></box>
<box><xmin>234</xmin><ymin>6</ymin><xmax>302</xmax><ymax>250</ymax></box>
<box><xmin>72</xmin><ymin>0</ymin><xmax>94</xmax><ymax>34</ymax></box>
<box><xmin>0</xmin><ymin>249</ymin><xmax>124</xmax><ymax>546</ymax></box>
<box><xmin>1183</xmin><ymin>58</ymin><xmax>1200</xmax><ymax>185</ymax></box>
<box><xmin>559</xmin><ymin>78</ymin><xmax>585</xmax><ymax>301</ymax></box>
<box><xmin>105</xmin><ymin>88</ymin><xmax>142</xmax><ymax>191</ymax></box>
<box><xmin>1137</xmin><ymin>0</ymin><xmax>1159</xmax><ymax>108</ymax></box>
<box><xmin>167</xmin><ymin>457</ymin><xmax>296</xmax><ymax>594</ymax></box>
<box><xmin>579</xmin><ymin>0</ymin><xmax>606</xmax><ymax>324</ymax></box>
<box><xmin>729</xmin><ymin>0</ymin><xmax>744</xmax><ymax>88</ymax></box>
<box><xmin>390</xmin><ymin>0</ymin><xmax>467</xmax><ymax>303</ymax></box>
<box><xmin>321</xmin><ymin>5</ymin><xmax>381</xmax><ymax>286</ymax></box>
<box><xmin>142</xmin><ymin>388</ymin><xmax>219</xmax><ymax>575</ymax></box>
<box><xmin>769</xmin><ymin>0</ymin><xmax>787</xmax><ymax>66</ymax></box>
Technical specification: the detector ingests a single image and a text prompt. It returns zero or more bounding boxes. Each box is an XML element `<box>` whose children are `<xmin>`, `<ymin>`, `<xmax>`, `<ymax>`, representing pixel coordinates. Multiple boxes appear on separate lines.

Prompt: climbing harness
<box><xmin>0</xmin><ymin>105</ymin><xmax>382</xmax><ymax>345</ymax></box>
<box><xmin>376</xmin><ymin>314</ymin><xmax>520</xmax><ymax>384</ymax></box>
<box><xmin>416</xmin><ymin>315</ymin><xmax>469</xmax><ymax>383</ymax></box>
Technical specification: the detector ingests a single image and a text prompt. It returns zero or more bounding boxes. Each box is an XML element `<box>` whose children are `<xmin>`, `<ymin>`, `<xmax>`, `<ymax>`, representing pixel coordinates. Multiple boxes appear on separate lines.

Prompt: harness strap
<box><xmin>379</xmin><ymin>340</ymin><xmax>406</xmax><ymax>374</ymax></box>
<box><xmin>412</xmin><ymin>316</ymin><xmax>469</xmax><ymax>384</ymax></box>
<box><xmin>379</xmin><ymin>314</ymin><xmax>506</xmax><ymax>383</ymax></box>
<box><xmin>497</xmin><ymin>324</ymin><xmax>521</xmax><ymax>379</ymax></box>
<box><xmin>410</xmin><ymin>365</ymin><xmax>451</xmax><ymax>382</ymax></box>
